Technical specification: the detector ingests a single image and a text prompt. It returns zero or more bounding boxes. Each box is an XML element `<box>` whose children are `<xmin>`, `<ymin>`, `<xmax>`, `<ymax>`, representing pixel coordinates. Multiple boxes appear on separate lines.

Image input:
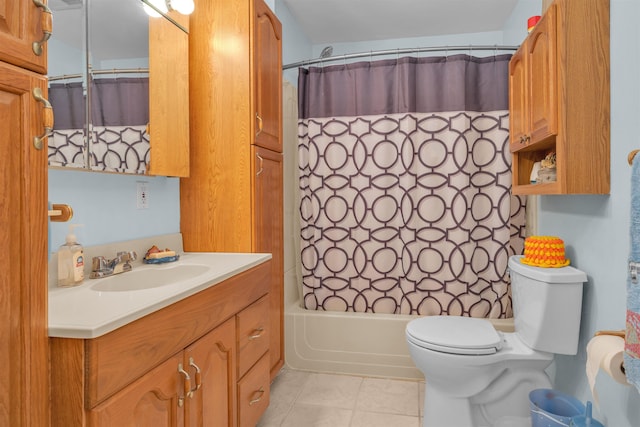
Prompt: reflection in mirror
<box><xmin>48</xmin><ymin>0</ymin><xmax>151</xmax><ymax>174</ymax></box>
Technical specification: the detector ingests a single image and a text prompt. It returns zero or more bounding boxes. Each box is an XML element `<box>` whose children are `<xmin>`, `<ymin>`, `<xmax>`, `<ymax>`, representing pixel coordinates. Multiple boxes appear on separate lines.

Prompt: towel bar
<box><xmin>628</xmin><ymin>149</ymin><xmax>640</xmax><ymax>165</ymax></box>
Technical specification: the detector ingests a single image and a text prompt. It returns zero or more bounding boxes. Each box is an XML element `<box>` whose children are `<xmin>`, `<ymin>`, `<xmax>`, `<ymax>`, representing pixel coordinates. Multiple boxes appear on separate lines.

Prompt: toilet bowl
<box><xmin>406</xmin><ymin>255</ymin><xmax>587</xmax><ymax>427</ymax></box>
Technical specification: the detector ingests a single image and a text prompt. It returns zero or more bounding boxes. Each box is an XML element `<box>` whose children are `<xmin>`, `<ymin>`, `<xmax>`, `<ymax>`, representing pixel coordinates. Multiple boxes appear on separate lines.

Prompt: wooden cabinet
<box><xmin>87</xmin><ymin>319</ymin><xmax>235</xmax><ymax>427</ymax></box>
<box><xmin>509</xmin><ymin>7</ymin><xmax>557</xmax><ymax>153</ymax></box>
<box><xmin>147</xmin><ymin>11</ymin><xmax>190</xmax><ymax>177</ymax></box>
<box><xmin>181</xmin><ymin>0</ymin><xmax>284</xmax><ymax>380</ymax></box>
<box><xmin>0</xmin><ymin>2</ymin><xmax>49</xmax><ymax>426</ymax></box>
<box><xmin>236</xmin><ymin>296</ymin><xmax>271</xmax><ymax>427</ymax></box>
<box><xmin>0</xmin><ymin>0</ymin><xmax>49</xmax><ymax>73</ymax></box>
<box><xmin>254</xmin><ymin>0</ymin><xmax>283</xmax><ymax>153</ymax></box>
<box><xmin>509</xmin><ymin>0</ymin><xmax>610</xmax><ymax>195</ymax></box>
<box><xmin>50</xmin><ymin>261</ymin><xmax>271</xmax><ymax>427</ymax></box>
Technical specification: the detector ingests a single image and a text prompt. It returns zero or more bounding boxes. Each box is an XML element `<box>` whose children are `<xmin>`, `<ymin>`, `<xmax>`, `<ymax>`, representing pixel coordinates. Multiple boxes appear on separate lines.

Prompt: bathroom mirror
<box><xmin>47</xmin><ymin>0</ymin><xmax>189</xmax><ymax>175</ymax></box>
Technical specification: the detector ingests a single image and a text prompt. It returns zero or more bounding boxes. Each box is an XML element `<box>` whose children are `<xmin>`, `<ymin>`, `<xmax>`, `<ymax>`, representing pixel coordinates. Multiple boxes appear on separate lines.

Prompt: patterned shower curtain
<box><xmin>298</xmin><ymin>54</ymin><xmax>526</xmax><ymax>318</ymax></box>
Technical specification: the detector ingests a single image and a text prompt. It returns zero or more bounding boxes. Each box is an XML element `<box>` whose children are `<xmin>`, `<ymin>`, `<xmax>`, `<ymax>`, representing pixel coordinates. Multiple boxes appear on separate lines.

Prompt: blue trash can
<box><xmin>529</xmin><ymin>389</ymin><xmax>585</xmax><ymax>427</ymax></box>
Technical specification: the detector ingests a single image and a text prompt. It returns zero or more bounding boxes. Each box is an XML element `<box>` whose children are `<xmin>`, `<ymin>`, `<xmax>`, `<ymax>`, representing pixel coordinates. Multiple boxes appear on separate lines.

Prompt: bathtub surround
<box><xmin>297</xmin><ymin>54</ymin><xmax>526</xmax><ymax>317</ymax></box>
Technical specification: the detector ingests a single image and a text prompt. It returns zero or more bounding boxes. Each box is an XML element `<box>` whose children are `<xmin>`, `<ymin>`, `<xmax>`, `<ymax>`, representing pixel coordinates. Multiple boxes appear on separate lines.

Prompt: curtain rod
<box><xmin>282</xmin><ymin>44</ymin><xmax>519</xmax><ymax>70</ymax></box>
<box><xmin>49</xmin><ymin>68</ymin><xmax>149</xmax><ymax>82</ymax></box>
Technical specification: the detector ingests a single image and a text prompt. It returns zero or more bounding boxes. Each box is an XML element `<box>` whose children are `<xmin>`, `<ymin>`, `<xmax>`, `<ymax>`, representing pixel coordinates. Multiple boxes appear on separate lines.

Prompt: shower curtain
<box><xmin>48</xmin><ymin>77</ymin><xmax>150</xmax><ymax>173</ymax></box>
<box><xmin>298</xmin><ymin>54</ymin><xmax>526</xmax><ymax>318</ymax></box>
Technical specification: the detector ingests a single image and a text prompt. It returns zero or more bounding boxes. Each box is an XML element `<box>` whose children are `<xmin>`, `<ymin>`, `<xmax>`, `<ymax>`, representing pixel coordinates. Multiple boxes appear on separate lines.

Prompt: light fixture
<box><xmin>169</xmin><ymin>0</ymin><xmax>194</xmax><ymax>15</ymax></box>
<box><xmin>142</xmin><ymin>0</ymin><xmax>168</xmax><ymax>18</ymax></box>
<box><xmin>142</xmin><ymin>0</ymin><xmax>194</xmax><ymax>17</ymax></box>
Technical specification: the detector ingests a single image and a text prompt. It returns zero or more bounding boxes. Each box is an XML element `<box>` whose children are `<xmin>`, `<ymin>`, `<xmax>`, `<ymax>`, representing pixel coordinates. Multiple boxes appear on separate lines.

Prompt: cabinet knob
<box><xmin>177</xmin><ymin>363</ymin><xmax>192</xmax><ymax>407</ymax></box>
<box><xmin>32</xmin><ymin>0</ymin><xmax>53</xmax><ymax>56</ymax></box>
<box><xmin>255</xmin><ymin>113</ymin><xmax>263</xmax><ymax>138</ymax></box>
<box><xmin>188</xmin><ymin>357</ymin><xmax>202</xmax><ymax>393</ymax></box>
<box><xmin>32</xmin><ymin>87</ymin><xmax>53</xmax><ymax>150</ymax></box>
<box><xmin>249</xmin><ymin>387</ymin><xmax>265</xmax><ymax>406</ymax></box>
<box><xmin>249</xmin><ymin>327</ymin><xmax>265</xmax><ymax>340</ymax></box>
<box><xmin>256</xmin><ymin>153</ymin><xmax>264</xmax><ymax>176</ymax></box>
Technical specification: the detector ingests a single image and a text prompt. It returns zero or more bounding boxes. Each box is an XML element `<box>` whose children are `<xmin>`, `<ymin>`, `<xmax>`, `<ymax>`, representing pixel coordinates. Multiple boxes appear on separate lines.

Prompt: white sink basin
<box><xmin>91</xmin><ymin>264</ymin><xmax>211</xmax><ymax>292</ymax></box>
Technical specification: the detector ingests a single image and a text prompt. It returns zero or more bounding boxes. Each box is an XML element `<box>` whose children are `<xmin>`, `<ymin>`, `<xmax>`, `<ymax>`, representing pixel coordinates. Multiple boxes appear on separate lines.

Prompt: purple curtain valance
<box><xmin>49</xmin><ymin>77</ymin><xmax>149</xmax><ymax>130</ymax></box>
<box><xmin>298</xmin><ymin>53</ymin><xmax>512</xmax><ymax>119</ymax></box>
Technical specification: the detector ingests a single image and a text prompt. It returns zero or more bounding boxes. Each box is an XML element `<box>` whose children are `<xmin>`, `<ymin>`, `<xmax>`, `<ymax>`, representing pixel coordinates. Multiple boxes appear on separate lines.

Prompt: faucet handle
<box><xmin>115</xmin><ymin>251</ymin><xmax>137</xmax><ymax>263</ymax></box>
<box><xmin>92</xmin><ymin>256</ymin><xmax>108</xmax><ymax>272</ymax></box>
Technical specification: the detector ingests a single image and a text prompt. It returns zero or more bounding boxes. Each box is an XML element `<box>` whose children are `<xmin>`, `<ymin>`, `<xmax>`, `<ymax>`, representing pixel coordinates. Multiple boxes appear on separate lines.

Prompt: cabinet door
<box><xmin>0</xmin><ymin>61</ymin><xmax>48</xmax><ymax>427</ymax></box>
<box><xmin>253</xmin><ymin>0</ymin><xmax>282</xmax><ymax>153</ymax></box>
<box><xmin>88</xmin><ymin>353</ymin><xmax>185</xmax><ymax>427</ymax></box>
<box><xmin>527</xmin><ymin>4</ymin><xmax>557</xmax><ymax>144</ymax></box>
<box><xmin>148</xmin><ymin>11</ymin><xmax>190</xmax><ymax>177</ymax></box>
<box><xmin>508</xmin><ymin>46</ymin><xmax>528</xmax><ymax>152</ymax></box>
<box><xmin>0</xmin><ymin>1</ymin><xmax>48</xmax><ymax>73</ymax></box>
<box><xmin>184</xmin><ymin>318</ymin><xmax>236</xmax><ymax>427</ymax></box>
<box><xmin>253</xmin><ymin>147</ymin><xmax>284</xmax><ymax>377</ymax></box>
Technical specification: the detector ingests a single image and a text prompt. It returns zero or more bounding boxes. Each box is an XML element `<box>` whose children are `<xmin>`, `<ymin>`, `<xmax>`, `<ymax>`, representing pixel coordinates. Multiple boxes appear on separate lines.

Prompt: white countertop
<box><xmin>49</xmin><ymin>252</ymin><xmax>271</xmax><ymax>339</ymax></box>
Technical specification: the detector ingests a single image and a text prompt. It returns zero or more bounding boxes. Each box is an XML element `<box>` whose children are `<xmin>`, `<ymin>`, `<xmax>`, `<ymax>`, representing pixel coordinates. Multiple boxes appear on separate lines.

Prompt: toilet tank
<box><xmin>508</xmin><ymin>255</ymin><xmax>587</xmax><ymax>355</ymax></box>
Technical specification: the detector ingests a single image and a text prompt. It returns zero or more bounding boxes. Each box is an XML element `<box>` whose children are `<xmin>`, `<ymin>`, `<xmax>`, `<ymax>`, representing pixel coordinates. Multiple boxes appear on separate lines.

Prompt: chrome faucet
<box><xmin>90</xmin><ymin>251</ymin><xmax>137</xmax><ymax>278</ymax></box>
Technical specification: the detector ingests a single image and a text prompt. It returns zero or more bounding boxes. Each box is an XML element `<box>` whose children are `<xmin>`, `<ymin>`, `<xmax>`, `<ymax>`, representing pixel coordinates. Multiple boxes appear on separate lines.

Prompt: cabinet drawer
<box><xmin>237</xmin><ymin>353</ymin><xmax>270</xmax><ymax>427</ymax></box>
<box><xmin>237</xmin><ymin>295</ymin><xmax>270</xmax><ymax>377</ymax></box>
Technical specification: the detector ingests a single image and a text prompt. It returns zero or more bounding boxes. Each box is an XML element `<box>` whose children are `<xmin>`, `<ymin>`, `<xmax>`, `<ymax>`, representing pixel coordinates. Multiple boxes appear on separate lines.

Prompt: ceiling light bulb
<box><xmin>142</xmin><ymin>0</ymin><xmax>169</xmax><ymax>18</ymax></box>
<box><xmin>170</xmin><ymin>0</ymin><xmax>194</xmax><ymax>15</ymax></box>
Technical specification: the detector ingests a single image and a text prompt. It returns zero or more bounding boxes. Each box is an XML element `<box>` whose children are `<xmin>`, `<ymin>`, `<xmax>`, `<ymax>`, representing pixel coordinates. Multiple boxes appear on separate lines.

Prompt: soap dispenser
<box><xmin>57</xmin><ymin>224</ymin><xmax>84</xmax><ymax>287</ymax></box>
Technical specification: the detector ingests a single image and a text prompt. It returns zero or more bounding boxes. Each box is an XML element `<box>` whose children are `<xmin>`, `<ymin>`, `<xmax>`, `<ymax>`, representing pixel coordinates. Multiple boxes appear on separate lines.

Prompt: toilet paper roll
<box><xmin>586</xmin><ymin>335</ymin><xmax>628</xmax><ymax>406</ymax></box>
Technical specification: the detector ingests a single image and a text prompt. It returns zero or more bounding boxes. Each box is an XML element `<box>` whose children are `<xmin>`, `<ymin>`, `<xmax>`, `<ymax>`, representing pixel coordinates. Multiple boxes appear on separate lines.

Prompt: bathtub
<box><xmin>284</xmin><ymin>300</ymin><xmax>515</xmax><ymax>380</ymax></box>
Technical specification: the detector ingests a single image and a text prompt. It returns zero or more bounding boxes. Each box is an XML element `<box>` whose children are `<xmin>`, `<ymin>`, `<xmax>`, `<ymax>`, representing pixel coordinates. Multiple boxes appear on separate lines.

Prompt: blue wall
<box><xmin>48</xmin><ymin>169</ymin><xmax>179</xmax><ymax>252</ymax></box>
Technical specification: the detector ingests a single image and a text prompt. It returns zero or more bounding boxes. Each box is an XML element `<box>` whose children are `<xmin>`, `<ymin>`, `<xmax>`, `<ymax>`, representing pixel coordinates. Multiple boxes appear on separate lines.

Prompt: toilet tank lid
<box><xmin>508</xmin><ymin>256</ymin><xmax>587</xmax><ymax>283</ymax></box>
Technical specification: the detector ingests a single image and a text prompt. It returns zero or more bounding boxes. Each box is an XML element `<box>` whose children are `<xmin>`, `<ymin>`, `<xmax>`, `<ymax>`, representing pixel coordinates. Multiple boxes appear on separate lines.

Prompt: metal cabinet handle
<box><xmin>249</xmin><ymin>327</ymin><xmax>265</xmax><ymax>340</ymax></box>
<box><xmin>32</xmin><ymin>0</ymin><xmax>53</xmax><ymax>56</ymax></box>
<box><xmin>256</xmin><ymin>153</ymin><xmax>264</xmax><ymax>176</ymax></box>
<box><xmin>255</xmin><ymin>113</ymin><xmax>263</xmax><ymax>137</ymax></box>
<box><xmin>189</xmin><ymin>357</ymin><xmax>202</xmax><ymax>393</ymax></box>
<box><xmin>249</xmin><ymin>387</ymin><xmax>265</xmax><ymax>405</ymax></box>
<box><xmin>32</xmin><ymin>87</ymin><xmax>53</xmax><ymax>150</ymax></box>
<box><xmin>177</xmin><ymin>363</ymin><xmax>192</xmax><ymax>407</ymax></box>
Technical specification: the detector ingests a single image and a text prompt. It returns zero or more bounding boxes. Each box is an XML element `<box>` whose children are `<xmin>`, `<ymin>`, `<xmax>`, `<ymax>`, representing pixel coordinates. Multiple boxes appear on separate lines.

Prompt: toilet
<box><xmin>406</xmin><ymin>255</ymin><xmax>587</xmax><ymax>427</ymax></box>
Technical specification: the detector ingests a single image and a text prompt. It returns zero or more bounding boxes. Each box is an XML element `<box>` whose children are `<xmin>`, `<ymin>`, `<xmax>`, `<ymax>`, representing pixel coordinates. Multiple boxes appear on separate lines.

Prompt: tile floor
<box><xmin>257</xmin><ymin>368</ymin><xmax>424</xmax><ymax>427</ymax></box>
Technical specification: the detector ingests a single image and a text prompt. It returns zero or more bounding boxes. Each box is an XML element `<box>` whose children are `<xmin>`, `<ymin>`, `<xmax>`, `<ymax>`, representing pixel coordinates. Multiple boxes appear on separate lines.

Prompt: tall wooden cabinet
<box><xmin>0</xmin><ymin>1</ymin><xmax>50</xmax><ymax>426</ymax></box>
<box><xmin>509</xmin><ymin>0</ymin><xmax>609</xmax><ymax>195</ymax></box>
<box><xmin>181</xmin><ymin>0</ymin><xmax>284</xmax><ymax>380</ymax></box>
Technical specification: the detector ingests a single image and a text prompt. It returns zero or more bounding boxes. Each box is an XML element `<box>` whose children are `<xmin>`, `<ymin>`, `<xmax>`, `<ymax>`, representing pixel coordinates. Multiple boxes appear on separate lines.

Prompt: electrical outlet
<box><xmin>137</xmin><ymin>181</ymin><xmax>149</xmax><ymax>209</ymax></box>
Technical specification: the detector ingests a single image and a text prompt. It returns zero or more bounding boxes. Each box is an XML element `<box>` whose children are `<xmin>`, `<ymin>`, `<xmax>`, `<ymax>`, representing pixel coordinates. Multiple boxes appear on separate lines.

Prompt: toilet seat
<box><xmin>406</xmin><ymin>316</ymin><xmax>503</xmax><ymax>355</ymax></box>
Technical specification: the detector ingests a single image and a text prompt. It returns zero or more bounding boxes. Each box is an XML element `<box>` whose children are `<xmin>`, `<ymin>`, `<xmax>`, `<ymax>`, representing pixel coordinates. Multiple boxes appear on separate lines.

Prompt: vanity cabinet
<box><xmin>50</xmin><ymin>260</ymin><xmax>272</xmax><ymax>427</ymax></box>
<box><xmin>0</xmin><ymin>2</ymin><xmax>49</xmax><ymax>426</ymax></box>
<box><xmin>509</xmin><ymin>0</ymin><xmax>610</xmax><ymax>195</ymax></box>
<box><xmin>181</xmin><ymin>0</ymin><xmax>284</xmax><ymax>380</ymax></box>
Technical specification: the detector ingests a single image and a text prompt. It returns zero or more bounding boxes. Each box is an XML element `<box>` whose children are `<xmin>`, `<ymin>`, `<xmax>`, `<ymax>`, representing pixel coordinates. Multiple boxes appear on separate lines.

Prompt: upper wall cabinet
<box><xmin>0</xmin><ymin>0</ymin><xmax>49</xmax><ymax>73</ymax></box>
<box><xmin>254</xmin><ymin>0</ymin><xmax>282</xmax><ymax>153</ymax></box>
<box><xmin>46</xmin><ymin>0</ymin><xmax>189</xmax><ymax>177</ymax></box>
<box><xmin>509</xmin><ymin>0</ymin><xmax>610</xmax><ymax>195</ymax></box>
